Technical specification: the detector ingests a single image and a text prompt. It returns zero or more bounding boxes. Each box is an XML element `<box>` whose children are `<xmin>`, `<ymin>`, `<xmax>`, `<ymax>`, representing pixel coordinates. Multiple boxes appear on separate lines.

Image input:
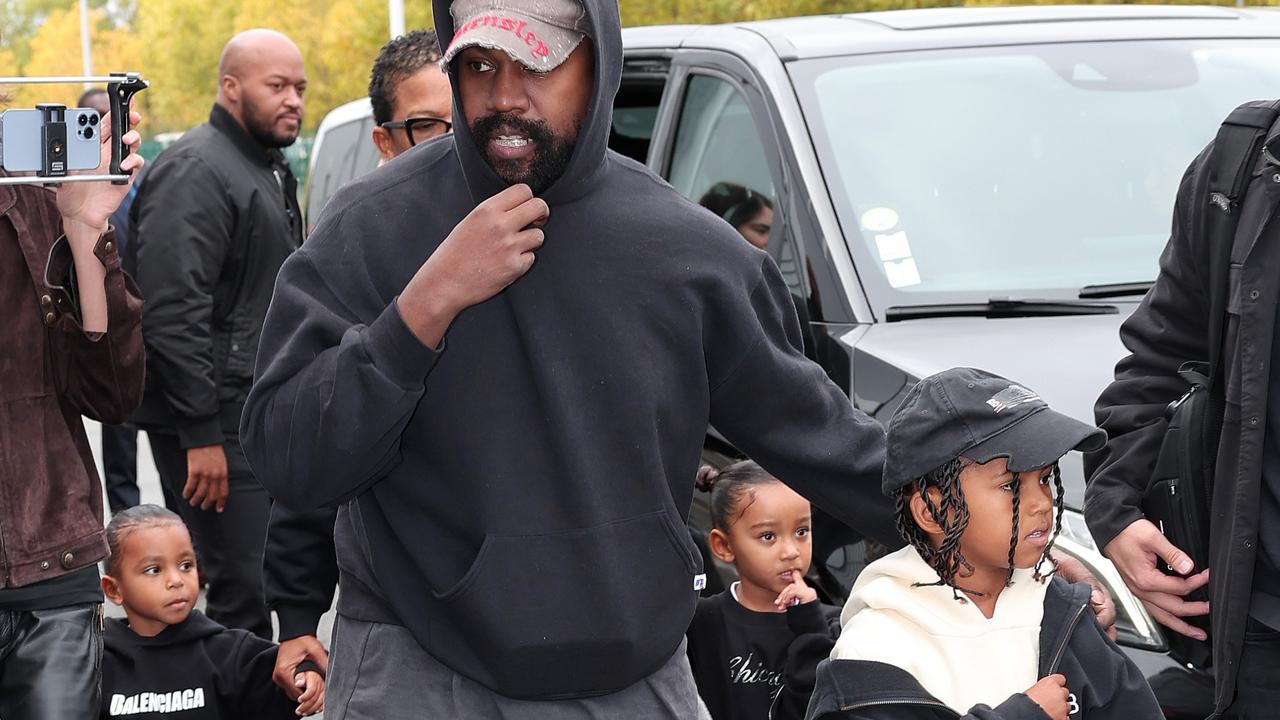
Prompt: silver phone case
<box><xmin>1</xmin><ymin>108</ymin><xmax>101</xmax><ymax>173</ymax></box>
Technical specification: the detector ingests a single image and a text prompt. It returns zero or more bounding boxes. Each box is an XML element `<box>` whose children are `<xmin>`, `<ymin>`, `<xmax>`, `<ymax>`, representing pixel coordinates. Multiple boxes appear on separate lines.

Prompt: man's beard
<box><xmin>470</xmin><ymin>113</ymin><xmax>577</xmax><ymax>194</ymax></box>
<box><xmin>243</xmin><ymin>94</ymin><xmax>300</xmax><ymax>149</ymax></box>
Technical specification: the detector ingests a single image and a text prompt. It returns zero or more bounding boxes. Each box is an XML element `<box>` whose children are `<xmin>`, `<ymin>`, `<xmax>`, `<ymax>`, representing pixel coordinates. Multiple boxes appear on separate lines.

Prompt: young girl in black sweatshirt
<box><xmin>99</xmin><ymin>505</ymin><xmax>324</xmax><ymax>719</ymax></box>
<box><xmin>685</xmin><ymin>461</ymin><xmax>841</xmax><ymax>720</ymax></box>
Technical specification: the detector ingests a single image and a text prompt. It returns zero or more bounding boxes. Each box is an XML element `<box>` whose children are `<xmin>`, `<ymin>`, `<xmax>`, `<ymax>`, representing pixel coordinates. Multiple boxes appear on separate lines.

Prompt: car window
<box><xmin>305</xmin><ymin>118</ymin><xmax>364</xmax><ymax>233</ymax></box>
<box><xmin>673</xmin><ymin>74</ymin><xmax>860</xmax><ymax>598</ymax></box>
<box><xmin>667</xmin><ymin>73</ymin><xmax>805</xmax><ymax>309</ymax></box>
<box><xmin>611</xmin><ymin>76</ymin><xmax>664</xmax><ymax>164</ymax></box>
<box><xmin>668</xmin><ymin>75</ymin><xmax>775</xmax><ymax>209</ymax></box>
<box><xmin>792</xmin><ymin>39</ymin><xmax>1280</xmax><ymax>310</ymax></box>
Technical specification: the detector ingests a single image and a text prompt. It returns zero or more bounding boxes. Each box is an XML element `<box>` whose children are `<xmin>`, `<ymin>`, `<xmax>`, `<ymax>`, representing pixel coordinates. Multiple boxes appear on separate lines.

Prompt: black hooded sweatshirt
<box><xmin>100</xmin><ymin>611</ymin><xmax>302</xmax><ymax>719</ymax></box>
<box><xmin>240</xmin><ymin>0</ymin><xmax>894</xmax><ymax>701</ymax></box>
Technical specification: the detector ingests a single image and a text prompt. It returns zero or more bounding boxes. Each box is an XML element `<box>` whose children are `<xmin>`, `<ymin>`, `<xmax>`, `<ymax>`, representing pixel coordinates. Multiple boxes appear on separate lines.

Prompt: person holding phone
<box><xmin>0</xmin><ymin>103</ymin><xmax>145</xmax><ymax>719</ymax></box>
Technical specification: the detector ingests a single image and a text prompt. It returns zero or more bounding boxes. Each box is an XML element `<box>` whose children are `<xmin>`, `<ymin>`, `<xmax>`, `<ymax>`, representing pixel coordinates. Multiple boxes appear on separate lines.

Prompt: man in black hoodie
<box><xmin>241</xmin><ymin>0</ymin><xmax>894</xmax><ymax>715</ymax></box>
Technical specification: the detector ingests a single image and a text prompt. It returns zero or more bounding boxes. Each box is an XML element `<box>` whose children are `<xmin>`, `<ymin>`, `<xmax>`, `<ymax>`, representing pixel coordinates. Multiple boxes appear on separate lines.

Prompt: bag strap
<box><xmin>1202</xmin><ymin>100</ymin><xmax>1280</xmax><ymax>388</ymax></box>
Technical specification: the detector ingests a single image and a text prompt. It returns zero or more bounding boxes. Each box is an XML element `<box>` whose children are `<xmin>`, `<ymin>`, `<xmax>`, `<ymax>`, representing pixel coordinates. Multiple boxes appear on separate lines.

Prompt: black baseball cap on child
<box><xmin>883</xmin><ymin>367</ymin><xmax>1106</xmax><ymax>497</ymax></box>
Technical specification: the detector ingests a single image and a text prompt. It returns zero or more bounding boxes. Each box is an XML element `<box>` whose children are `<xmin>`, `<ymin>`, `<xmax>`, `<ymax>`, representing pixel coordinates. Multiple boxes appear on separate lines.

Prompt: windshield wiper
<box><xmin>1079</xmin><ymin>281</ymin><xmax>1154</xmax><ymax>299</ymax></box>
<box><xmin>885</xmin><ymin>299</ymin><xmax>1118</xmax><ymax>322</ymax></box>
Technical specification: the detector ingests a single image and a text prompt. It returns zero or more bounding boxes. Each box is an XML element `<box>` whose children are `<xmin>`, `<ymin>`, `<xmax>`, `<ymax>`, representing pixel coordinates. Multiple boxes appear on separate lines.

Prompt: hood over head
<box><xmin>433</xmin><ymin>0</ymin><xmax>622</xmax><ymax>205</ymax></box>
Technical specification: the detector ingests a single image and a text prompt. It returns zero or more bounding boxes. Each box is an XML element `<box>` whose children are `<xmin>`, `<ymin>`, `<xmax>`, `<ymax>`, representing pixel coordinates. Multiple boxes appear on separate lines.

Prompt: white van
<box><xmin>303</xmin><ymin>98</ymin><xmax>380</xmax><ymax>235</ymax></box>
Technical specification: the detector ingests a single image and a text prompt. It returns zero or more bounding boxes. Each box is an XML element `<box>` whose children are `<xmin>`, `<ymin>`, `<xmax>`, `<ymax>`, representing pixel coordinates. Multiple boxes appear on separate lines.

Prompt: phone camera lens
<box><xmin>89</xmin><ymin>114</ymin><xmax>99</xmax><ymax>126</ymax></box>
<box><xmin>83</xmin><ymin>127</ymin><xmax>94</xmax><ymax>140</ymax></box>
<box><xmin>78</xmin><ymin>114</ymin><xmax>88</xmax><ymax>126</ymax></box>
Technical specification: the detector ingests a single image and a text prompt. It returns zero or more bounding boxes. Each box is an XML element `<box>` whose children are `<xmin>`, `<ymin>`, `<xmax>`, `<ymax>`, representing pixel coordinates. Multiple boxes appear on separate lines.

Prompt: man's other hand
<box><xmin>1104</xmin><ymin>519</ymin><xmax>1210</xmax><ymax>641</ymax></box>
<box><xmin>184</xmin><ymin>444</ymin><xmax>228</xmax><ymax>513</ymax></box>
<box><xmin>275</xmin><ymin>634</ymin><xmax>329</xmax><ymax>701</ymax></box>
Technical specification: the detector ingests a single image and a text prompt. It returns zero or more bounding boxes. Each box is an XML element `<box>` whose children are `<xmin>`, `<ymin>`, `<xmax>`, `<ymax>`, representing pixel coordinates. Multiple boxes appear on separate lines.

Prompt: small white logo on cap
<box><xmin>985</xmin><ymin>385</ymin><xmax>1041</xmax><ymax>414</ymax></box>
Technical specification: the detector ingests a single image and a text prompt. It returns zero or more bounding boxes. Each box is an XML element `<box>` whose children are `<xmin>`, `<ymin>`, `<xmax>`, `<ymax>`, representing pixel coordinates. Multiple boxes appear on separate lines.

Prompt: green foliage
<box><xmin>0</xmin><ymin>0</ymin><xmax>128</xmax><ymax>70</ymax></box>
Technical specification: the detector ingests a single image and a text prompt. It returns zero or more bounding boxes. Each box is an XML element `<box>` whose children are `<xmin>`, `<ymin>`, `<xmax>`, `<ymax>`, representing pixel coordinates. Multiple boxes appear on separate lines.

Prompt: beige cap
<box><xmin>444</xmin><ymin>0</ymin><xmax>590</xmax><ymax>73</ymax></box>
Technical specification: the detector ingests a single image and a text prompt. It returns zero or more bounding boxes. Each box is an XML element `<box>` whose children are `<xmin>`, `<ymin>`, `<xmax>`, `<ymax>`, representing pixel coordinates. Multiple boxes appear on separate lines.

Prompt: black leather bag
<box><xmin>1142</xmin><ymin>366</ymin><xmax>1219</xmax><ymax>667</ymax></box>
<box><xmin>1143</xmin><ymin>363</ymin><xmax>1218</xmax><ymax>593</ymax></box>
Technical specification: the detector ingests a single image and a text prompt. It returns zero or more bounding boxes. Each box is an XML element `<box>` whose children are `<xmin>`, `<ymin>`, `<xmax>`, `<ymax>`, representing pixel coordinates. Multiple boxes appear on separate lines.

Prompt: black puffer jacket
<box><xmin>128</xmin><ymin>104</ymin><xmax>302</xmax><ymax>446</ymax></box>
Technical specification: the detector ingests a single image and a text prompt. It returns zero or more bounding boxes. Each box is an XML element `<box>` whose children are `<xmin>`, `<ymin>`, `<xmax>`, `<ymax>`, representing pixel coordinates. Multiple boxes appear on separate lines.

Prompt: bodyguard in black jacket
<box><xmin>1087</xmin><ymin>119</ymin><xmax>1280</xmax><ymax>715</ymax></box>
<box><xmin>129</xmin><ymin>88</ymin><xmax>303</xmax><ymax>451</ymax></box>
<box><xmin>800</xmin><ymin>580</ymin><xmax>1159</xmax><ymax>720</ymax></box>
<box><xmin>129</xmin><ymin>30</ymin><xmax>306</xmax><ymax>639</ymax></box>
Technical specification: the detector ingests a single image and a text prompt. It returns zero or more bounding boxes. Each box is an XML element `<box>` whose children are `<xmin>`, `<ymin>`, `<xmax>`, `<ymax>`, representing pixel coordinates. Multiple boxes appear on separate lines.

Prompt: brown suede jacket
<box><xmin>0</xmin><ymin>180</ymin><xmax>144</xmax><ymax>589</ymax></box>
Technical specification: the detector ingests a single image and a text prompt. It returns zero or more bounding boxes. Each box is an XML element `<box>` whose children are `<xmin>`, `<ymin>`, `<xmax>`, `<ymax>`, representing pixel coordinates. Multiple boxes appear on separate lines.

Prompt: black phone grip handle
<box><xmin>107</xmin><ymin>72</ymin><xmax>149</xmax><ymax>185</ymax></box>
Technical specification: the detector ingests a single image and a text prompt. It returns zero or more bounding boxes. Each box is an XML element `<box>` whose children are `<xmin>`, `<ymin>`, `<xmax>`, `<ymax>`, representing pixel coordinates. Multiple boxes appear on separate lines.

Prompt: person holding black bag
<box><xmin>1087</xmin><ymin>101</ymin><xmax>1280</xmax><ymax>718</ymax></box>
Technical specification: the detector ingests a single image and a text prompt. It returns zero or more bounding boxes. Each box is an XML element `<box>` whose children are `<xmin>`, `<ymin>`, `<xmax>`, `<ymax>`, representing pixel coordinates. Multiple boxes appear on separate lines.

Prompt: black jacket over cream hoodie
<box><xmin>241</xmin><ymin>0</ymin><xmax>895</xmax><ymax>700</ymax></box>
<box><xmin>797</xmin><ymin>550</ymin><xmax>1162</xmax><ymax>720</ymax></box>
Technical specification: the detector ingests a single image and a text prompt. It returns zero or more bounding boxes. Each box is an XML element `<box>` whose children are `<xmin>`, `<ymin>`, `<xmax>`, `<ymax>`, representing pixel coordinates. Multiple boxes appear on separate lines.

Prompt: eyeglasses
<box><xmin>380</xmin><ymin>117</ymin><xmax>452</xmax><ymax>147</ymax></box>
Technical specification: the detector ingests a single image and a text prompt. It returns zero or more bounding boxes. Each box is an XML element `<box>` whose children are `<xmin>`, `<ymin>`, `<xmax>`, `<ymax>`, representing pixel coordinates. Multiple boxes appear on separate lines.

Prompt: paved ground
<box><xmin>84</xmin><ymin>419</ymin><xmax>337</xmax><ymax>716</ymax></box>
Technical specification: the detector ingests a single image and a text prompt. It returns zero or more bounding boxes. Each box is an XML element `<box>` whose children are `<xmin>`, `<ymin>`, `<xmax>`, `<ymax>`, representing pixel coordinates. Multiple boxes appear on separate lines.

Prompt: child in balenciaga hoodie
<box><xmin>802</xmin><ymin>368</ymin><xmax>1163</xmax><ymax>720</ymax></box>
<box><xmin>99</xmin><ymin>505</ymin><xmax>324</xmax><ymax>719</ymax></box>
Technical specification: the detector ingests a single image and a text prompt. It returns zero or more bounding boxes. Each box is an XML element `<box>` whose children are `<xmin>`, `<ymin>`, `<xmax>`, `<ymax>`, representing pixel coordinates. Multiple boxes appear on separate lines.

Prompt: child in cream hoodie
<box><xmin>804</xmin><ymin>368</ymin><xmax>1162</xmax><ymax>720</ymax></box>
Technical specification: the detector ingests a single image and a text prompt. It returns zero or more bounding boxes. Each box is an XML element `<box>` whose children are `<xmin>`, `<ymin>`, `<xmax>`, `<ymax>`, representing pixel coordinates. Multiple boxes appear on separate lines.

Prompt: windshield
<box><xmin>792</xmin><ymin>40</ymin><xmax>1280</xmax><ymax>312</ymax></box>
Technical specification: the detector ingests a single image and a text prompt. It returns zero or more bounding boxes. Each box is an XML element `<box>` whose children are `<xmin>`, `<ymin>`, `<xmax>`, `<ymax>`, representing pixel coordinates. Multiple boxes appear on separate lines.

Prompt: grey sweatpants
<box><xmin>325</xmin><ymin>614</ymin><xmax>712</xmax><ymax>719</ymax></box>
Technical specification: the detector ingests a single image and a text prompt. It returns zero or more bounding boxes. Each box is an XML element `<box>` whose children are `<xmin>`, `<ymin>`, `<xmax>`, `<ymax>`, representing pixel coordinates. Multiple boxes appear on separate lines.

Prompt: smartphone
<box><xmin>1</xmin><ymin>107</ymin><xmax>101</xmax><ymax>173</ymax></box>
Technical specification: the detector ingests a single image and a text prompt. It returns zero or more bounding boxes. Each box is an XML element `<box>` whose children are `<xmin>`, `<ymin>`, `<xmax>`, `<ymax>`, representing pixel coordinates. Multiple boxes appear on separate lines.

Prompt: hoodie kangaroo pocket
<box><xmin>425</xmin><ymin>510</ymin><xmax>699</xmax><ymax>700</ymax></box>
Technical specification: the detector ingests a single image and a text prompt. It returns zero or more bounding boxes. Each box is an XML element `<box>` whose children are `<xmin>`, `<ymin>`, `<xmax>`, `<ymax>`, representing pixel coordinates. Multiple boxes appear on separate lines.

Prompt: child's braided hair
<box><xmin>1035</xmin><ymin>464</ymin><xmax>1066</xmax><ymax>583</ymax></box>
<box><xmin>894</xmin><ymin>458</ymin><xmax>1064</xmax><ymax>602</ymax></box>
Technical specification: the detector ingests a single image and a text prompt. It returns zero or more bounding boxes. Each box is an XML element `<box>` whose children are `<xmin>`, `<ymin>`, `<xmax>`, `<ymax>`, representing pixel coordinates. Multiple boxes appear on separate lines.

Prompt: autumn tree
<box><xmin>0</xmin><ymin>6</ymin><xmax>142</xmax><ymax>110</ymax></box>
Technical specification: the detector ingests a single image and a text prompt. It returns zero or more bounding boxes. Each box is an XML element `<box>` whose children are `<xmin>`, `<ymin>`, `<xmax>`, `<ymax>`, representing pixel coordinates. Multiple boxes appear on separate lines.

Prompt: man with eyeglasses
<box><xmin>128</xmin><ymin>28</ymin><xmax>305</xmax><ymax>641</ymax></box>
<box><xmin>369</xmin><ymin>29</ymin><xmax>453</xmax><ymax>162</ymax></box>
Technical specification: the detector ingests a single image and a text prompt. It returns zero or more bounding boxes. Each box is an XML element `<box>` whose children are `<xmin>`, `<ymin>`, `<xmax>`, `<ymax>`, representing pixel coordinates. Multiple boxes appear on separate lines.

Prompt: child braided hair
<box><xmin>893</xmin><ymin>458</ymin><xmax>1065</xmax><ymax>602</ymax></box>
